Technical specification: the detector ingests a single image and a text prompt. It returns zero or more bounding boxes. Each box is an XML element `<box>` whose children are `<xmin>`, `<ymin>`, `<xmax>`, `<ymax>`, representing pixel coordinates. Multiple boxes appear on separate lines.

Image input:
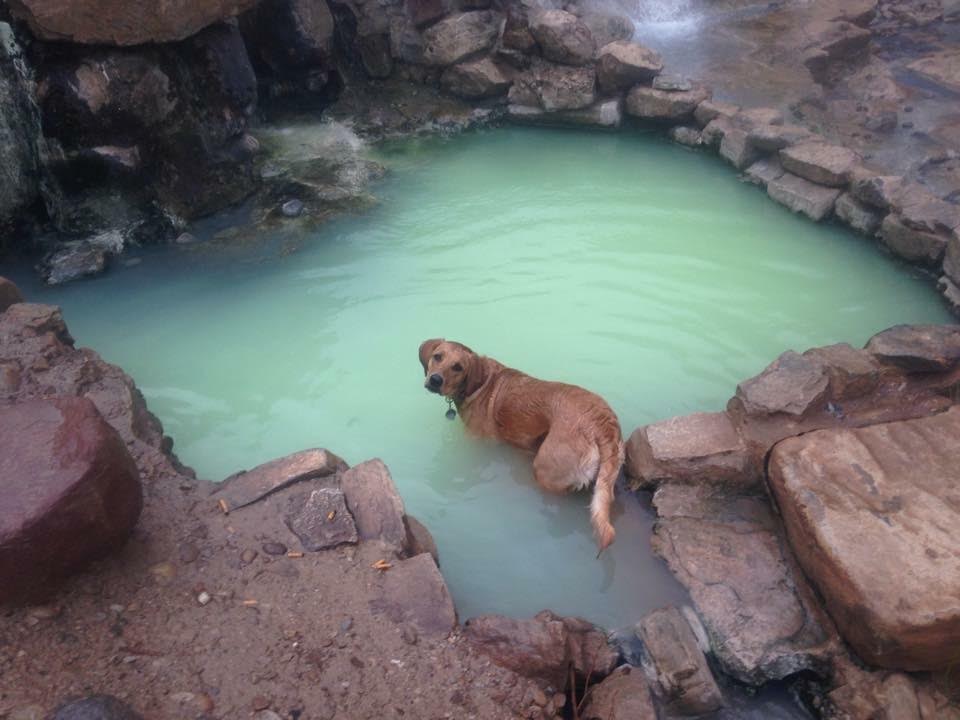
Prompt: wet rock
<box><xmin>285</xmin><ymin>487</ymin><xmax>359</xmax><ymax>551</ymax></box>
<box><xmin>595</xmin><ymin>41</ymin><xmax>662</xmax><ymax>94</ymax></box>
<box><xmin>625</xmin><ymin>412</ymin><xmax>751</xmax><ymax>490</ymax></box>
<box><xmin>694</xmin><ymin>100</ymin><xmax>739</xmax><ymax>128</ymax></box>
<box><xmin>464</xmin><ymin>610</ymin><xmax>617</xmax><ymax>687</ymax></box>
<box><xmin>0</xmin><ymin>396</ymin><xmax>142</xmax><ymax>605</ymax></box>
<box><xmin>625</xmin><ymin>84</ymin><xmax>711</xmax><ymax>123</ymax></box>
<box><xmin>421</xmin><ymin>11</ymin><xmax>500</xmax><ymax>66</ymax></box>
<box><xmin>440</xmin><ymin>57</ymin><xmax>512</xmax><ymax>99</ymax></box>
<box><xmin>370</xmin><ymin>553</ymin><xmax>456</xmax><ymax>637</ymax></box>
<box><xmin>0</xmin><ymin>276</ymin><xmax>24</xmax><ymax>312</ymax></box>
<box><xmin>879</xmin><ymin>214</ymin><xmax>947</xmax><ymax>266</ymax></box>
<box><xmin>700</xmin><ymin>117</ymin><xmax>732</xmax><ymax>147</ymax></box>
<box><xmin>217</xmin><ymin>448</ymin><xmax>347</xmax><ymax>512</ymax></box>
<box><xmin>580</xmin><ymin>666</ymin><xmax>656</xmax><ymax>720</ymax></box>
<box><xmin>7</xmin><ymin>0</ymin><xmax>260</xmax><ymax>45</ymax></box>
<box><xmin>281</xmin><ymin>199</ymin><xmax>304</xmax><ymax>218</ymax></box>
<box><xmin>743</xmin><ymin>157</ymin><xmax>785</xmax><ymax>188</ymax></box>
<box><xmin>509</xmin><ymin>60</ymin><xmax>596</xmax><ymax>112</ymax></box>
<box><xmin>835</xmin><ymin>192</ymin><xmax>882</xmax><ymax>235</ymax></box>
<box><xmin>501</xmin><ymin>7</ymin><xmax>536</xmax><ymax>52</ymax></box>
<box><xmin>651</xmin><ymin>483</ymin><xmax>835</xmax><ymax>684</ymax></box>
<box><xmin>668</xmin><ymin>126</ymin><xmax>701</xmax><ymax>147</ymax></box>
<box><xmin>719</xmin><ymin>128</ymin><xmax>760</xmax><ymax>170</ymax></box>
<box><xmin>39</xmin><ymin>230</ymin><xmax>124</xmax><ymax>285</ymax></box>
<box><xmin>767</xmin><ymin>172</ymin><xmax>841</xmax><ymax>221</ymax></box>
<box><xmin>768</xmin><ymin>406</ymin><xmax>960</xmax><ymax>670</ymax></box>
<box><xmin>637</xmin><ymin>606</ymin><xmax>723</xmax><ymax>715</ymax></box>
<box><xmin>241</xmin><ymin>0</ymin><xmax>334</xmax><ymax>73</ymax></box>
<box><xmin>403</xmin><ymin>514</ymin><xmax>439</xmax><ymax>564</ymax></box>
<box><xmin>865</xmin><ymin>325</ymin><xmax>960</xmax><ymax>373</ymax></box>
<box><xmin>733</xmin><ymin>350</ymin><xmax>829</xmax><ymax>417</ymax></box>
<box><xmin>529</xmin><ymin>10</ymin><xmax>595</xmax><ymax>66</ymax></box>
<box><xmin>49</xmin><ymin>695</ymin><xmax>143</xmax><ymax>719</ymax></box>
<box><xmin>747</xmin><ymin>123</ymin><xmax>814</xmax><ymax>152</ymax></box>
<box><xmin>802</xmin><ymin>343</ymin><xmax>881</xmax><ymax>399</ymax></box>
<box><xmin>849</xmin><ymin>173</ymin><xmax>903</xmax><ymax>210</ymax></box>
<box><xmin>779</xmin><ymin>142</ymin><xmax>859</xmax><ymax>187</ymax></box>
<box><xmin>340</xmin><ymin>459</ymin><xmax>408</xmax><ymax>552</ymax></box>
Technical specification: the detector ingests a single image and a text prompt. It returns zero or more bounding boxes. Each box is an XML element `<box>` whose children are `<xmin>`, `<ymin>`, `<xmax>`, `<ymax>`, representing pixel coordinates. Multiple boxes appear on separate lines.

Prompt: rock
<box><xmin>945</xmin><ymin>236</ymin><xmax>960</xmax><ymax>286</ymax></box>
<box><xmin>241</xmin><ymin>0</ymin><xmax>334</xmax><ymax>73</ymax></box>
<box><xmin>700</xmin><ymin>117</ymin><xmax>732</xmax><ymax>147</ymax></box>
<box><xmin>580</xmin><ymin>666</ymin><xmax>656</xmax><ymax>720</ymax></box>
<box><xmin>835</xmin><ymin>192</ymin><xmax>882</xmax><ymax>235</ymax></box>
<box><xmin>939</xmin><ymin>275</ymin><xmax>960</xmax><ymax>317</ymax></box>
<box><xmin>802</xmin><ymin>343</ymin><xmax>881</xmax><ymax>399</ymax></box>
<box><xmin>879</xmin><ymin>214</ymin><xmax>947</xmax><ymax>266</ymax></box>
<box><xmin>0</xmin><ymin>397</ymin><xmax>142</xmax><ymax>605</ymax></box>
<box><xmin>578</xmin><ymin>11</ymin><xmax>633</xmax><ymax>47</ymax></box>
<box><xmin>625</xmin><ymin>84</ymin><xmax>711</xmax><ymax>123</ymax></box>
<box><xmin>719</xmin><ymin>128</ymin><xmax>760</xmax><ymax>171</ymax></box>
<box><xmin>694</xmin><ymin>100</ymin><xmax>739</xmax><ymax>128</ymax></box>
<box><xmin>625</xmin><ymin>412</ymin><xmax>751</xmax><ymax>490</ymax></box>
<box><xmin>262</xmin><ymin>542</ymin><xmax>287</xmax><ymax>556</ymax></box>
<box><xmin>8</xmin><ymin>706</ymin><xmax>45</xmax><ymax>720</ymax></box>
<box><xmin>662</xmin><ymin>128</ymin><xmax>701</xmax><ymax>151</ymax></box>
<box><xmin>340</xmin><ymin>459</ymin><xmax>408</xmax><ymax>553</ymax></box>
<box><xmin>767</xmin><ymin>173</ymin><xmax>842</xmax><ymax>221</ymax></box>
<box><xmin>743</xmin><ymin>157</ymin><xmax>785</xmax><ymax>188</ymax></box>
<box><xmin>508</xmin><ymin>98</ymin><xmax>621</xmax><ymax>128</ymax></box>
<box><xmin>735</xmin><ymin>350</ymin><xmax>829</xmax><ymax>417</ymax></box>
<box><xmin>509</xmin><ymin>61</ymin><xmax>596</xmax><ymax>112</ymax></box>
<box><xmin>217</xmin><ymin>448</ymin><xmax>347</xmax><ymax>512</ymax></box>
<box><xmin>529</xmin><ymin>10</ymin><xmax>596</xmax><ymax>66</ymax></box>
<box><xmin>906</xmin><ymin>53</ymin><xmax>960</xmax><ymax>95</ymax></box>
<box><xmin>441</xmin><ymin>57</ymin><xmax>512</xmax><ymax>99</ymax></box>
<box><xmin>832</xmin><ymin>0</ymin><xmax>878</xmax><ymax>26</ymax></box>
<box><xmin>779</xmin><ymin>142</ymin><xmax>859</xmax><ymax>187</ymax></box>
<box><xmin>357</xmin><ymin>33</ymin><xmax>393</xmax><ymax>79</ymax></box>
<box><xmin>651</xmin><ymin>483</ymin><xmax>835</xmax><ymax>684</ymax></box>
<box><xmin>405</xmin><ymin>0</ymin><xmax>447</xmax><ymax>29</ymax></box>
<box><xmin>746</xmin><ymin>123</ymin><xmax>814</xmax><ymax>152</ymax></box>
<box><xmin>40</xmin><ymin>240</ymin><xmax>109</xmax><ymax>285</ymax></box>
<box><xmin>0</xmin><ymin>276</ymin><xmax>24</xmax><ymax>312</ymax></box>
<box><xmin>421</xmin><ymin>11</ymin><xmax>500</xmax><ymax>66</ymax></box>
<box><xmin>501</xmin><ymin>8</ymin><xmax>536</xmax><ymax>52</ymax></box>
<box><xmin>896</xmin><ymin>183</ymin><xmax>960</xmax><ymax>235</ymax></box>
<box><xmin>403</xmin><ymin>515</ymin><xmax>439</xmax><ymax>564</ymax></box>
<box><xmin>175</xmin><ymin>232</ymin><xmax>198</xmax><ymax>245</ymax></box>
<box><xmin>370</xmin><ymin>553</ymin><xmax>456</xmax><ymax>637</ymax></box>
<box><xmin>7</xmin><ymin>0</ymin><xmax>260</xmax><ymax>45</ymax></box>
<box><xmin>637</xmin><ymin>606</ymin><xmax>723</xmax><ymax>715</ymax></box>
<box><xmin>801</xmin><ymin>20</ymin><xmax>872</xmax><ymax>84</ymax></box>
<box><xmin>281</xmin><ymin>199</ymin><xmax>304</xmax><ymax>217</ymax></box>
<box><xmin>284</xmin><ymin>487</ymin><xmax>359</xmax><ymax>551</ymax></box>
<box><xmin>49</xmin><ymin>695</ymin><xmax>143</xmax><ymax>719</ymax></box>
<box><xmin>465</xmin><ymin>610</ymin><xmax>617</xmax><ymax>687</ymax></box>
<box><xmin>595</xmin><ymin>41</ymin><xmax>662</xmax><ymax>94</ymax></box>
<box><xmin>850</xmin><ymin>174</ymin><xmax>903</xmax><ymax>210</ymax></box>
<box><xmin>865</xmin><ymin>325</ymin><xmax>960</xmax><ymax>373</ymax></box>
<box><xmin>768</xmin><ymin>406</ymin><xmax>960</xmax><ymax>670</ymax></box>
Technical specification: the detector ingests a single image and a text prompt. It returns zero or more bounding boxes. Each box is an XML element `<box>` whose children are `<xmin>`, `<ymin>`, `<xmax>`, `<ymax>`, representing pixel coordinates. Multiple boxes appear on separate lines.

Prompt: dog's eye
<box><xmin>433</xmin><ymin>353</ymin><xmax>442</xmax><ymax>362</ymax></box>
<box><xmin>452</xmin><ymin>363</ymin><xmax>463</xmax><ymax>372</ymax></box>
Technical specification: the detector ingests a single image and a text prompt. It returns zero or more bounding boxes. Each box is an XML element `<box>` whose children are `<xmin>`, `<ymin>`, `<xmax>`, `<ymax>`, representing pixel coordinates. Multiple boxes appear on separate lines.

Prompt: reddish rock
<box><xmin>879</xmin><ymin>214</ymin><xmax>947</xmax><ymax>266</ymax></box>
<box><xmin>850</xmin><ymin>174</ymin><xmax>903</xmax><ymax>210</ymax></box>
<box><xmin>581</xmin><ymin>666</ymin><xmax>656</xmax><ymax>720</ymax></box>
<box><xmin>340</xmin><ymin>459</ymin><xmax>408</xmax><ymax>553</ymax></box>
<box><xmin>370</xmin><ymin>553</ymin><xmax>456</xmax><ymax>637</ymax></box>
<box><xmin>7</xmin><ymin>0</ymin><xmax>261</xmax><ymax>45</ymax></box>
<box><xmin>802</xmin><ymin>343</ymin><xmax>881</xmax><ymax>399</ymax></box>
<box><xmin>625</xmin><ymin>84</ymin><xmax>711</xmax><ymax>123</ymax></box>
<box><xmin>768</xmin><ymin>407</ymin><xmax>960</xmax><ymax>670</ymax></box>
<box><xmin>529</xmin><ymin>10</ymin><xmax>595</xmax><ymax>66</ymax></box>
<box><xmin>440</xmin><ymin>57</ymin><xmax>512</xmax><ymax>99</ymax></box>
<box><xmin>0</xmin><ymin>277</ymin><xmax>24</xmax><ymax>313</ymax></box>
<box><xmin>0</xmin><ymin>396</ymin><xmax>142</xmax><ymax>604</ymax></box>
<box><xmin>779</xmin><ymin>142</ymin><xmax>860</xmax><ymax>187</ymax></box>
<box><xmin>834</xmin><ymin>192</ymin><xmax>882</xmax><ymax>235</ymax></box>
<box><xmin>595</xmin><ymin>41</ymin><xmax>662</xmax><ymax>94</ymax></box>
<box><xmin>420</xmin><ymin>11</ymin><xmax>500</xmax><ymax>66</ymax></box>
<box><xmin>625</xmin><ymin>411</ymin><xmax>751</xmax><ymax>489</ymax></box>
<box><xmin>767</xmin><ymin>172</ymin><xmax>841</xmax><ymax>221</ymax></box>
<box><xmin>865</xmin><ymin>324</ymin><xmax>960</xmax><ymax>373</ymax></box>
<box><xmin>734</xmin><ymin>350</ymin><xmax>829</xmax><ymax>417</ymax></box>
<box><xmin>217</xmin><ymin>448</ymin><xmax>347</xmax><ymax>511</ymax></box>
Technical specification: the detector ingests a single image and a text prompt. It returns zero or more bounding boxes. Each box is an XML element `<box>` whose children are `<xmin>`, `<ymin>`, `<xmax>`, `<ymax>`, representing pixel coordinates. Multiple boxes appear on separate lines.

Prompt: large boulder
<box><xmin>509</xmin><ymin>60</ymin><xmax>596</xmax><ymax>111</ymax></box>
<box><xmin>625</xmin><ymin>84</ymin><xmax>711</xmax><ymax>123</ymax></box>
<box><xmin>529</xmin><ymin>10</ymin><xmax>596</xmax><ymax>66</ymax></box>
<box><xmin>421</xmin><ymin>11</ymin><xmax>500</xmax><ymax>66</ymax></box>
<box><xmin>596</xmin><ymin>41</ymin><xmax>662</xmax><ymax>94</ymax></box>
<box><xmin>240</xmin><ymin>0</ymin><xmax>335</xmax><ymax>73</ymax></box>
<box><xmin>768</xmin><ymin>407</ymin><xmax>960</xmax><ymax>670</ymax></box>
<box><xmin>441</xmin><ymin>57</ymin><xmax>512</xmax><ymax>99</ymax></box>
<box><xmin>7</xmin><ymin>0</ymin><xmax>262</xmax><ymax>45</ymax></box>
<box><xmin>0</xmin><ymin>396</ymin><xmax>142</xmax><ymax>605</ymax></box>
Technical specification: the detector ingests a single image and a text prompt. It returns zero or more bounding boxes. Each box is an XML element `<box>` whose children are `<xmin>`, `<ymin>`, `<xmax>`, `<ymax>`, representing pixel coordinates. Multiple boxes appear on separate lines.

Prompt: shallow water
<box><xmin>12</xmin><ymin>126</ymin><xmax>952</xmax><ymax>632</ymax></box>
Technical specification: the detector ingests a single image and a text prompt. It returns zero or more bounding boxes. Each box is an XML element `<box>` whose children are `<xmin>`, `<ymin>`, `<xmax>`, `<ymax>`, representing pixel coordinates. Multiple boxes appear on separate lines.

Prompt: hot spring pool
<box><xmin>14</xmin><ymin>125</ymin><xmax>953</xmax><ymax>631</ymax></box>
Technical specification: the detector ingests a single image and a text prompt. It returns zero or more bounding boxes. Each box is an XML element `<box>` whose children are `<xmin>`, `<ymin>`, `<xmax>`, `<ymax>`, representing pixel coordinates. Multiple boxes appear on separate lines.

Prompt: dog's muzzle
<box><xmin>426</xmin><ymin>373</ymin><xmax>443</xmax><ymax>392</ymax></box>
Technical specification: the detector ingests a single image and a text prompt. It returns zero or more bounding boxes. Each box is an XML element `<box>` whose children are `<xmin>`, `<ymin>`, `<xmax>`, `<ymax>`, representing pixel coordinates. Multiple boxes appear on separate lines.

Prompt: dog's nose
<box><xmin>429</xmin><ymin>373</ymin><xmax>443</xmax><ymax>388</ymax></box>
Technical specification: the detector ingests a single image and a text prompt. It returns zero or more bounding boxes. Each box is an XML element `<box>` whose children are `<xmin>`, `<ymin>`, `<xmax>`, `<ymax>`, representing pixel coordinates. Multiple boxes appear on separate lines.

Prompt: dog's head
<box><xmin>419</xmin><ymin>338</ymin><xmax>488</xmax><ymax>400</ymax></box>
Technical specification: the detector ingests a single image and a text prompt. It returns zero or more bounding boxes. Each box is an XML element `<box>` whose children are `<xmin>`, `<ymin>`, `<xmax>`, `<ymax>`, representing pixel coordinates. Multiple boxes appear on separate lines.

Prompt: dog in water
<box><xmin>419</xmin><ymin>339</ymin><xmax>623</xmax><ymax>553</ymax></box>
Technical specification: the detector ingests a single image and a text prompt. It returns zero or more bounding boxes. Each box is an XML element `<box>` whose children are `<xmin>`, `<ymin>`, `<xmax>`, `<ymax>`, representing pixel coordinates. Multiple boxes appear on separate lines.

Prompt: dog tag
<box><xmin>445</xmin><ymin>408</ymin><xmax>457</xmax><ymax>420</ymax></box>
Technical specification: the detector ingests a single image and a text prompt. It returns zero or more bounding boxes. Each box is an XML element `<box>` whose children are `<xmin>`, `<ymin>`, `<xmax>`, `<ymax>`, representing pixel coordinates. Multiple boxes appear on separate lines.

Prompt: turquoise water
<box><xmin>13</xmin><ymin>126</ymin><xmax>952</xmax><ymax>630</ymax></box>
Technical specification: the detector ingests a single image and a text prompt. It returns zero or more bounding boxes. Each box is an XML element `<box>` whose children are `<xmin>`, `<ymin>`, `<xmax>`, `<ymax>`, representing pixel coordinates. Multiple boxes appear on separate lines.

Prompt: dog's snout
<box><xmin>428</xmin><ymin>373</ymin><xmax>443</xmax><ymax>388</ymax></box>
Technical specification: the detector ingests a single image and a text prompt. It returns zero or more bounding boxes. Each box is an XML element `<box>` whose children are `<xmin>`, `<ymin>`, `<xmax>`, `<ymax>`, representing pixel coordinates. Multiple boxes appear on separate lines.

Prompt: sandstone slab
<box><xmin>768</xmin><ymin>407</ymin><xmax>960</xmax><ymax>670</ymax></box>
<box><xmin>284</xmin><ymin>487</ymin><xmax>358</xmax><ymax>551</ymax></box>
<box><xmin>217</xmin><ymin>448</ymin><xmax>347</xmax><ymax>511</ymax></box>
<box><xmin>0</xmin><ymin>396</ymin><xmax>142</xmax><ymax>604</ymax></box>
<box><xmin>340</xmin><ymin>458</ymin><xmax>408</xmax><ymax>553</ymax></box>
<box><xmin>767</xmin><ymin>172</ymin><xmax>841</xmax><ymax>221</ymax></box>
<box><xmin>421</xmin><ymin>11</ymin><xmax>500</xmax><ymax>66</ymax></box>
<box><xmin>865</xmin><ymin>324</ymin><xmax>960</xmax><ymax>373</ymax></box>
<box><xmin>780</xmin><ymin>142</ymin><xmax>859</xmax><ymax>187</ymax></box>
<box><xmin>529</xmin><ymin>10</ymin><xmax>595</xmax><ymax>66</ymax></box>
<box><xmin>581</xmin><ymin>666</ymin><xmax>656</xmax><ymax>720</ymax></box>
<box><xmin>596</xmin><ymin>40</ymin><xmax>662</xmax><ymax>94</ymax></box>
<box><xmin>370</xmin><ymin>553</ymin><xmax>456</xmax><ymax>637</ymax></box>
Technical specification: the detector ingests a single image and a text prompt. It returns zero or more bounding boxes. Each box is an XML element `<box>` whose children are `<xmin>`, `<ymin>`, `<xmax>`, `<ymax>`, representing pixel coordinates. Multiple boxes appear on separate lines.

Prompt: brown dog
<box><xmin>419</xmin><ymin>339</ymin><xmax>623</xmax><ymax>553</ymax></box>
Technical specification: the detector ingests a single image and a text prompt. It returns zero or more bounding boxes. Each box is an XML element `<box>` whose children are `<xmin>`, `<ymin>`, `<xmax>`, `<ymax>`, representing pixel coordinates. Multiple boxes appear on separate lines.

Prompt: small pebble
<box><xmin>902</xmin><ymin>122</ymin><xmax>914</xmax><ymax>129</ymax></box>
<box><xmin>241</xmin><ymin>548</ymin><xmax>258</xmax><ymax>564</ymax></box>
<box><xmin>175</xmin><ymin>232</ymin><xmax>198</xmax><ymax>245</ymax></box>
<box><xmin>282</xmin><ymin>199</ymin><xmax>305</xmax><ymax>218</ymax></box>
<box><xmin>178</xmin><ymin>542</ymin><xmax>200</xmax><ymax>564</ymax></box>
<box><xmin>28</xmin><ymin>604</ymin><xmax>62</xmax><ymax>619</ymax></box>
<box><xmin>340</xmin><ymin>617</ymin><xmax>353</xmax><ymax>632</ymax></box>
<box><xmin>532</xmin><ymin>688</ymin><xmax>547</xmax><ymax>706</ymax></box>
<box><xmin>197</xmin><ymin>591</ymin><xmax>212</xmax><ymax>606</ymax></box>
<box><xmin>262</xmin><ymin>542</ymin><xmax>287</xmax><ymax>556</ymax></box>
<box><xmin>149</xmin><ymin>561</ymin><xmax>176</xmax><ymax>584</ymax></box>
<box><xmin>401</xmin><ymin>625</ymin><xmax>418</xmax><ymax>645</ymax></box>
<box><xmin>251</xmin><ymin>695</ymin><xmax>270</xmax><ymax>711</ymax></box>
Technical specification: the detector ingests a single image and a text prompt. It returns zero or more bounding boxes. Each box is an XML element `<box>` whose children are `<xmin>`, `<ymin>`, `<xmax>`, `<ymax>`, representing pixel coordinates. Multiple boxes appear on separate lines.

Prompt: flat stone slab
<box><xmin>217</xmin><ymin>448</ymin><xmax>347</xmax><ymax>511</ymax></box>
<box><xmin>340</xmin><ymin>458</ymin><xmax>408</xmax><ymax>553</ymax></box>
<box><xmin>743</xmin><ymin>157</ymin><xmax>785</xmax><ymax>188</ymax></box>
<box><xmin>370</xmin><ymin>553</ymin><xmax>456</xmax><ymax>638</ymax></box>
<box><xmin>768</xmin><ymin>406</ymin><xmax>960</xmax><ymax>670</ymax></box>
<box><xmin>625</xmin><ymin>411</ymin><xmax>750</xmax><ymax>488</ymax></box>
<box><xmin>880</xmin><ymin>214</ymin><xmax>947</xmax><ymax>266</ymax></box>
<box><xmin>780</xmin><ymin>142</ymin><xmax>859</xmax><ymax>187</ymax></box>
<box><xmin>735</xmin><ymin>350</ymin><xmax>829</xmax><ymax>417</ymax></box>
<box><xmin>767</xmin><ymin>173</ymin><xmax>841</xmax><ymax>221</ymax></box>
<box><xmin>835</xmin><ymin>192</ymin><xmax>882</xmax><ymax>235</ymax></box>
<box><xmin>625</xmin><ymin>84</ymin><xmax>710</xmax><ymax>122</ymax></box>
<box><xmin>284</xmin><ymin>487</ymin><xmax>358</xmax><ymax>551</ymax></box>
<box><xmin>865</xmin><ymin>324</ymin><xmax>960</xmax><ymax>373</ymax></box>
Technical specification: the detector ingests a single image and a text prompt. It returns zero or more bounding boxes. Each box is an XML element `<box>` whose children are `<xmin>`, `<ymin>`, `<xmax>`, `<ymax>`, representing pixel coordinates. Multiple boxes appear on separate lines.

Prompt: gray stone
<box><xmin>282</xmin><ymin>199</ymin><xmax>304</xmax><ymax>217</ymax></box>
<box><xmin>370</xmin><ymin>553</ymin><xmax>456</xmax><ymax>637</ymax></box>
<box><xmin>802</xmin><ymin>343</ymin><xmax>882</xmax><ymax>399</ymax></box>
<box><xmin>580</xmin><ymin>666</ymin><xmax>657</xmax><ymax>720</ymax></box>
<box><xmin>700</xmin><ymin>117</ymin><xmax>732</xmax><ymax>147</ymax></box>
<box><xmin>40</xmin><ymin>240</ymin><xmax>108</xmax><ymax>285</ymax></box>
<box><xmin>217</xmin><ymin>448</ymin><xmax>347</xmax><ymax>512</ymax></box>
<box><xmin>625</xmin><ymin>84</ymin><xmax>711</xmax><ymax>123</ymax></box>
<box><xmin>743</xmin><ymin>157</ymin><xmax>785</xmax><ymax>188</ymax></box>
<box><xmin>747</xmin><ymin>123</ymin><xmax>814</xmax><ymax>152</ymax></box>
<box><xmin>596</xmin><ymin>40</ymin><xmax>662</xmax><ymax>94</ymax></box>
<box><xmin>719</xmin><ymin>127</ymin><xmax>760</xmax><ymax>170</ymax></box>
<box><xmin>579</xmin><ymin>11</ymin><xmax>634</xmax><ymax>47</ymax></box>
<box><xmin>694</xmin><ymin>99</ymin><xmax>739</xmax><ymax>128</ymax></box>
<box><xmin>638</xmin><ymin>606</ymin><xmax>723</xmax><ymax>715</ymax></box>
<box><xmin>767</xmin><ymin>173</ymin><xmax>841</xmax><ymax>221</ymax></box>
<box><xmin>284</xmin><ymin>487</ymin><xmax>358</xmax><ymax>551</ymax></box>
<box><xmin>441</xmin><ymin>57</ymin><xmax>511</xmax><ymax>99</ymax></box>
<box><xmin>421</xmin><ymin>11</ymin><xmax>500</xmax><ymax>66</ymax></box>
<box><xmin>241</xmin><ymin>0</ymin><xmax>334</xmax><ymax>73</ymax></box>
<box><xmin>939</xmin><ymin>275</ymin><xmax>960</xmax><ymax>317</ymax></box>
<box><xmin>50</xmin><ymin>695</ymin><xmax>143</xmax><ymax>720</ymax></box>
<box><xmin>736</xmin><ymin>107</ymin><xmax>784</xmax><ymax>128</ymax></box>
<box><xmin>735</xmin><ymin>350</ymin><xmax>829</xmax><ymax>417</ymax></box>
<box><xmin>835</xmin><ymin>192</ymin><xmax>882</xmax><ymax>235</ymax></box>
<box><xmin>849</xmin><ymin>174</ymin><xmax>903</xmax><ymax>210</ymax></box>
<box><xmin>780</xmin><ymin>142</ymin><xmax>859</xmax><ymax>187</ymax></box>
<box><xmin>879</xmin><ymin>213</ymin><xmax>946</xmax><ymax>265</ymax></box>
<box><xmin>0</xmin><ymin>276</ymin><xmax>24</xmax><ymax>312</ymax></box>
<box><xmin>652</xmin><ymin>73</ymin><xmax>692</xmax><ymax>91</ymax></box>
<box><xmin>865</xmin><ymin>324</ymin><xmax>960</xmax><ymax>373</ymax></box>
<box><xmin>896</xmin><ymin>183</ymin><xmax>960</xmax><ymax>235</ymax></box>
<box><xmin>529</xmin><ymin>10</ymin><xmax>595</xmax><ymax>66</ymax></box>
<box><xmin>668</xmin><ymin>126</ymin><xmax>702</xmax><ymax>147</ymax></box>
<box><xmin>340</xmin><ymin>459</ymin><xmax>408</xmax><ymax>552</ymax></box>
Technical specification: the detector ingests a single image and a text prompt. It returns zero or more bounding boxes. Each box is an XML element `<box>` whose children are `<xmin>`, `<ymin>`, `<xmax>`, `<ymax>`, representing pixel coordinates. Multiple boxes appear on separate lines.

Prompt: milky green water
<box><xmin>16</xmin><ymin>126</ymin><xmax>952</xmax><ymax>631</ymax></box>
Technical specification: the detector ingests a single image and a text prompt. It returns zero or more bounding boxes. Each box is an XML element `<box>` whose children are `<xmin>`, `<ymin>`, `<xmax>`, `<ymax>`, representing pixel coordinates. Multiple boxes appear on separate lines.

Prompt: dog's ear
<box><xmin>463</xmin><ymin>353</ymin><xmax>489</xmax><ymax>397</ymax></box>
<box><xmin>419</xmin><ymin>338</ymin><xmax>443</xmax><ymax>375</ymax></box>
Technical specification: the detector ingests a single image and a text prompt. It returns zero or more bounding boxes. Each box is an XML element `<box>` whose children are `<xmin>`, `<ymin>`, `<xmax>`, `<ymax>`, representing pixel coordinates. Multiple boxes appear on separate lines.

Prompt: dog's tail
<box><xmin>590</xmin><ymin>437</ymin><xmax>623</xmax><ymax>555</ymax></box>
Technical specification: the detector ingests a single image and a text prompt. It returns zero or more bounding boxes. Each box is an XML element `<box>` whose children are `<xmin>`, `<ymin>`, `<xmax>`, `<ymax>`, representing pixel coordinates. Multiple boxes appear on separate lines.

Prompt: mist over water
<box><xmin>17</xmin><ymin>127</ymin><xmax>952</xmax><ymax>632</ymax></box>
